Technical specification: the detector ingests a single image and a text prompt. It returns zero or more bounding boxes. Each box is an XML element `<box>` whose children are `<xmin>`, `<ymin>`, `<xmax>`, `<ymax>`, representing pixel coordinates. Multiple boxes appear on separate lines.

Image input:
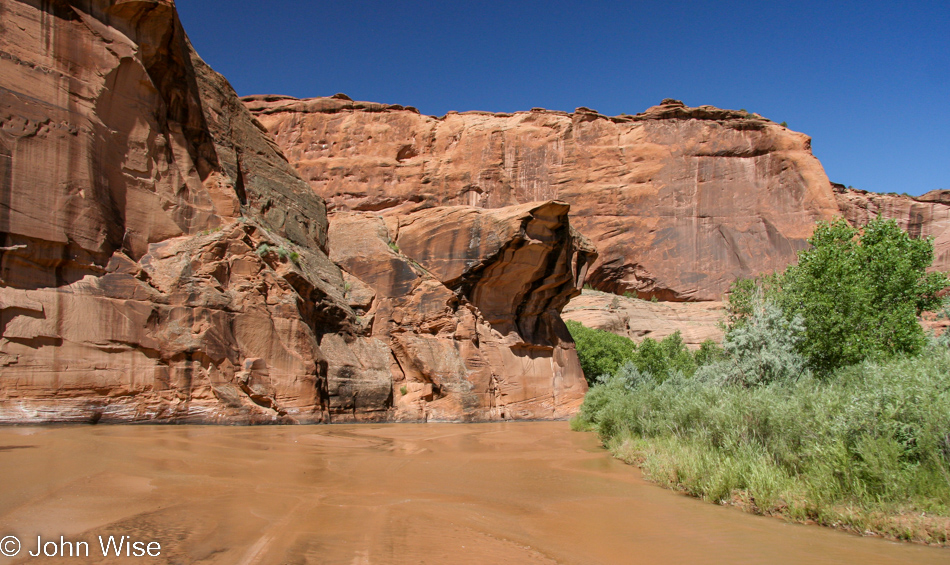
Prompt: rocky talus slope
<box><xmin>0</xmin><ymin>0</ymin><xmax>589</xmax><ymax>422</ymax></box>
<box><xmin>245</xmin><ymin>95</ymin><xmax>842</xmax><ymax>302</ymax></box>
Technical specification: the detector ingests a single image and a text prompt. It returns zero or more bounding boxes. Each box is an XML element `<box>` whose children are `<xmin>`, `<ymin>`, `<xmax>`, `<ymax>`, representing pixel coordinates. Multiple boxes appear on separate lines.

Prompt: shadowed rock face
<box><xmin>0</xmin><ymin>0</ymin><xmax>349</xmax><ymax>422</ymax></box>
<box><xmin>245</xmin><ymin>96</ymin><xmax>842</xmax><ymax>301</ymax></box>
<box><xmin>0</xmin><ymin>0</ymin><xmax>589</xmax><ymax>422</ymax></box>
<box><xmin>329</xmin><ymin>201</ymin><xmax>594</xmax><ymax>421</ymax></box>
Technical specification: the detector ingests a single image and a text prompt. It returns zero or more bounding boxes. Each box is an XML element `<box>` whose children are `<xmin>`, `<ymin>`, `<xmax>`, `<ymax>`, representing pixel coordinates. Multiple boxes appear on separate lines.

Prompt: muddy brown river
<box><xmin>0</xmin><ymin>423</ymin><xmax>945</xmax><ymax>564</ymax></box>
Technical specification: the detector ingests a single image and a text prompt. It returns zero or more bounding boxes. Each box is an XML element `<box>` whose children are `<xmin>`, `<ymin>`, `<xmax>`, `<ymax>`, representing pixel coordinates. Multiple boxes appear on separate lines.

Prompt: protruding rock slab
<box><xmin>562</xmin><ymin>290</ymin><xmax>724</xmax><ymax>348</ymax></box>
<box><xmin>328</xmin><ymin>201</ymin><xmax>595</xmax><ymax>421</ymax></box>
<box><xmin>0</xmin><ymin>221</ymin><xmax>351</xmax><ymax>423</ymax></box>
<box><xmin>245</xmin><ymin>96</ymin><xmax>841</xmax><ymax>301</ymax></box>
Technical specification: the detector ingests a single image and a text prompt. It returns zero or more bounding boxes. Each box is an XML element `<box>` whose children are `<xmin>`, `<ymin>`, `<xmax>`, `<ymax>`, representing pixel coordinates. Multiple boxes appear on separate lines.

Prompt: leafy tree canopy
<box><xmin>727</xmin><ymin>217</ymin><xmax>948</xmax><ymax>375</ymax></box>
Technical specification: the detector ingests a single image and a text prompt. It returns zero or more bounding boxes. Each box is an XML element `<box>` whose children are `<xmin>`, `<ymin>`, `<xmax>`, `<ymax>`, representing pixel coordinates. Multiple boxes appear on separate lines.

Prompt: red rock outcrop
<box><xmin>0</xmin><ymin>0</ymin><xmax>352</xmax><ymax>422</ymax></box>
<box><xmin>329</xmin><ymin>201</ymin><xmax>594</xmax><ymax>421</ymax></box>
<box><xmin>245</xmin><ymin>96</ymin><xmax>842</xmax><ymax>301</ymax></box>
<box><xmin>562</xmin><ymin>290</ymin><xmax>724</xmax><ymax>348</ymax></box>
<box><xmin>834</xmin><ymin>186</ymin><xmax>950</xmax><ymax>273</ymax></box>
<box><xmin>0</xmin><ymin>0</ymin><xmax>590</xmax><ymax>422</ymax></box>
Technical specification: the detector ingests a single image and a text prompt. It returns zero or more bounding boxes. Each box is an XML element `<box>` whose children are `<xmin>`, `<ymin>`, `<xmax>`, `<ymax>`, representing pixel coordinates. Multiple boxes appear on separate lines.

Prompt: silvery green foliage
<box><xmin>928</xmin><ymin>302</ymin><xmax>950</xmax><ymax>349</ymax></box>
<box><xmin>696</xmin><ymin>300</ymin><xmax>809</xmax><ymax>387</ymax></box>
<box><xmin>600</xmin><ymin>361</ymin><xmax>654</xmax><ymax>391</ymax></box>
<box><xmin>929</xmin><ymin>328</ymin><xmax>950</xmax><ymax>350</ymax></box>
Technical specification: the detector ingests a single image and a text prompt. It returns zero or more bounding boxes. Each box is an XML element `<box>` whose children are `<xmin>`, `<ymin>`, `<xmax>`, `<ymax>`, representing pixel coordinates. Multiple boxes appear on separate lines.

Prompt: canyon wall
<box><xmin>245</xmin><ymin>95</ymin><xmax>843</xmax><ymax>301</ymax></box>
<box><xmin>0</xmin><ymin>0</ymin><xmax>589</xmax><ymax>423</ymax></box>
<box><xmin>834</xmin><ymin>186</ymin><xmax>950</xmax><ymax>273</ymax></box>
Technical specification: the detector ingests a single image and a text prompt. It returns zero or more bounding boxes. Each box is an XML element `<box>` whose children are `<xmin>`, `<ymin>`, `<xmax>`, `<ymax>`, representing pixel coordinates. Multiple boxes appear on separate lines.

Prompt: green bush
<box><xmin>693</xmin><ymin>339</ymin><xmax>727</xmax><ymax>367</ymax></box>
<box><xmin>628</xmin><ymin>333</ymin><xmax>696</xmax><ymax>382</ymax></box>
<box><xmin>566</xmin><ymin>321</ymin><xmax>716</xmax><ymax>385</ymax></box>
<box><xmin>726</xmin><ymin>217</ymin><xmax>948</xmax><ymax>375</ymax></box>
<box><xmin>779</xmin><ymin>217</ymin><xmax>948</xmax><ymax>374</ymax></box>
<box><xmin>565</xmin><ymin>320</ymin><xmax>636</xmax><ymax>384</ymax></box>
<box><xmin>698</xmin><ymin>300</ymin><xmax>809</xmax><ymax>387</ymax></box>
<box><xmin>574</xmin><ymin>347</ymin><xmax>950</xmax><ymax>542</ymax></box>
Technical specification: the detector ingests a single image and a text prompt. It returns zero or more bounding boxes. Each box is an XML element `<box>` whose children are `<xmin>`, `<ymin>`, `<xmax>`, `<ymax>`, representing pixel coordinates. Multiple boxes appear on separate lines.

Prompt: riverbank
<box><xmin>572</xmin><ymin>349</ymin><xmax>950</xmax><ymax>547</ymax></box>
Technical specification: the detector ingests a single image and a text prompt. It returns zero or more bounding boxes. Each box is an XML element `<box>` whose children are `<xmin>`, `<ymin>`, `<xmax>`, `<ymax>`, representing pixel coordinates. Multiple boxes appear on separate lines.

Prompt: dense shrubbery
<box><xmin>571</xmin><ymin>217</ymin><xmax>950</xmax><ymax>543</ymax></box>
<box><xmin>697</xmin><ymin>300</ymin><xmax>808</xmax><ymax>387</ymax></box>
<box><xmin>728</xmin><ymin>217</ymin><xmax>948</xmax><ymax>375</ymax></box>
<box><xmin>572</xmin><ymin>346</ymin><xmax>950</xmax><ymax>543</ymax></box>
<box><xmin>565</xmin><ymin>321</ymin><xmax>636</xmax><ymax>383</ymax></box>
<box><xmin>565</xmin><ymin>321</ymin><xmax>721</xmax><ymax>385</ymax></box>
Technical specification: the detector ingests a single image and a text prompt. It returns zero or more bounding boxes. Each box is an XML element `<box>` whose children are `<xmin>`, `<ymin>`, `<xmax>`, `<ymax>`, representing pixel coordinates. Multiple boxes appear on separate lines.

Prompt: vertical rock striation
<box><xmin>245</xmin><ymin>96</ymin><xmax>842</xmax><ymax>301</ymax></box>
<box><xmin>834</xmin><ymin>186</ymin><xmax>950</xmax><ymax>273</ymax></box>
<box><xmin>0</xmin><ymin>0</ymin><xmax>350</xmax><ymax>422</ymax></box>
<box><xmin>0</xmin><ymin>0</ymin><xmax>589</xmax><ymax>422</ymax></box>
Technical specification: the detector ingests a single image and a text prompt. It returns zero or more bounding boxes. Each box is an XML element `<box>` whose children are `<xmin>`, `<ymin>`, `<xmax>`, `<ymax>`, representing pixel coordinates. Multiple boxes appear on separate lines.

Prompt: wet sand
<box><xmin>0</xmin><ymin>422</ymin><xmax>945</xmax><ymax>564</ymax></box>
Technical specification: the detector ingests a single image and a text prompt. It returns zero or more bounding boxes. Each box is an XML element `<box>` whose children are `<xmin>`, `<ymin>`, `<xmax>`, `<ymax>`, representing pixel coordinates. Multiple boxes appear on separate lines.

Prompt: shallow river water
<box><xmin>0</xmin><ymin>422</ymin><xmax>945</xmax><ymax>564</ymax></box>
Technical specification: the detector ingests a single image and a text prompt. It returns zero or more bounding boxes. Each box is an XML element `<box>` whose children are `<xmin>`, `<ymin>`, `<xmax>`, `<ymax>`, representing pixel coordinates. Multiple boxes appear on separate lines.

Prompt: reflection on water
<box><xmin>0</xmin><ymin>423</ymin><xmax>945</xmax><ymax>564</ymax></box>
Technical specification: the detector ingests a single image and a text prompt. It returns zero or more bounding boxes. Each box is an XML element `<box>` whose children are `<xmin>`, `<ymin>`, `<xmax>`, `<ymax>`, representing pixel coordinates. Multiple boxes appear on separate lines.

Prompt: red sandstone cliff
<box><xmin>0</xmin><ymin>0</ymin><xmax>589</xmax><ymax>422</ymax></box>
<box><xmin>834</xmin><ymin>185</ymin><xmax>950</xmax><ymax>273</ymax></box>
<box><xmin>245</xmin><ymin>95</ymin><xmax>842</xmax><ymax>301</ymax></box>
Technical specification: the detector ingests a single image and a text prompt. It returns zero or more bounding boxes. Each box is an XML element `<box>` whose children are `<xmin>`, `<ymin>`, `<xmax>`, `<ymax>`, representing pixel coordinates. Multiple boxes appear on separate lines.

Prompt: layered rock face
<box><xmin>0</xmin><ymin>0</ymin><xmax>589</xmax><ymax>422</ymax></box>
<box><xmin>245</xmin><ymin>96</ymin><xmax>842</xmax><ymax>301</ymax></box>
<box><xmin>562</xmin><ymin>290</ymin><xmax>723</xmax><ymax>348</ymax></box>
<box><xmin>834</xmin><ymin>186</ymin><xmax>950</xmax><ymax>273</ymax></box>
<box><xmin>329</xmin><ymin>201</ymin><xmax>594</xmax><ymax>420</ymax></box>
<box><xmin>0</xmin><ymin>0</ymin><xmax>348</xmax><ymax>422</ymax></box>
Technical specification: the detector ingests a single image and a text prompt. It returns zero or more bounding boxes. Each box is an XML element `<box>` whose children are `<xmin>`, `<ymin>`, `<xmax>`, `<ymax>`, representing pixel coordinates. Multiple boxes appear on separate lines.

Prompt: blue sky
<box><xmin>178</xmin><ymin>1</ymin><xmax>948</xmax><ymax>196</ymax></box>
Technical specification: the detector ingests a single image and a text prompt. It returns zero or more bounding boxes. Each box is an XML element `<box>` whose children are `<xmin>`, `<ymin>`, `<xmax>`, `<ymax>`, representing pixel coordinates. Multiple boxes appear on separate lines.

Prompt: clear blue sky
<box><xmin>178</xmin><ymin>1</ymin><xmax>948</xmax><ymax>196</ymax></box>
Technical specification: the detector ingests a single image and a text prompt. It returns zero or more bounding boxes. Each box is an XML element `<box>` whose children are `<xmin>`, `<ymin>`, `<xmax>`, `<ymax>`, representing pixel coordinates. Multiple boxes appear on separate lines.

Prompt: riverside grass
<box><xmin>572</xmin><ymin>348</ymin><xmax>950</xmax><ymax>544</ymax></box>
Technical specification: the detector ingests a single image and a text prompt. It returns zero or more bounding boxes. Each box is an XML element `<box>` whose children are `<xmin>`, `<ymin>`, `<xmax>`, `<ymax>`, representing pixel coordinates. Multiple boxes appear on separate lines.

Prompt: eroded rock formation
<box><xmin>0</xmin><ymin>0</ymin><xmax>589</xmax><ymax>422</ymax></box>
<box><xmin>329</xmin><ymin>201</ymin><xmax>594</xmax><ymax>421</ymax></box>
<box><xmin>562</xmin><ymin>290</ymin><xmax>724</xmax><ymax>348</ymax></box>
<box><xmin>245</xmin><ymin>96</ymin><xmax>842</xmax><ymax>301</ymax></box>
<box><xmin>0</xmin><ymin>0</ymin><xmax>351</xmax><ymax>422</ymax></box>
